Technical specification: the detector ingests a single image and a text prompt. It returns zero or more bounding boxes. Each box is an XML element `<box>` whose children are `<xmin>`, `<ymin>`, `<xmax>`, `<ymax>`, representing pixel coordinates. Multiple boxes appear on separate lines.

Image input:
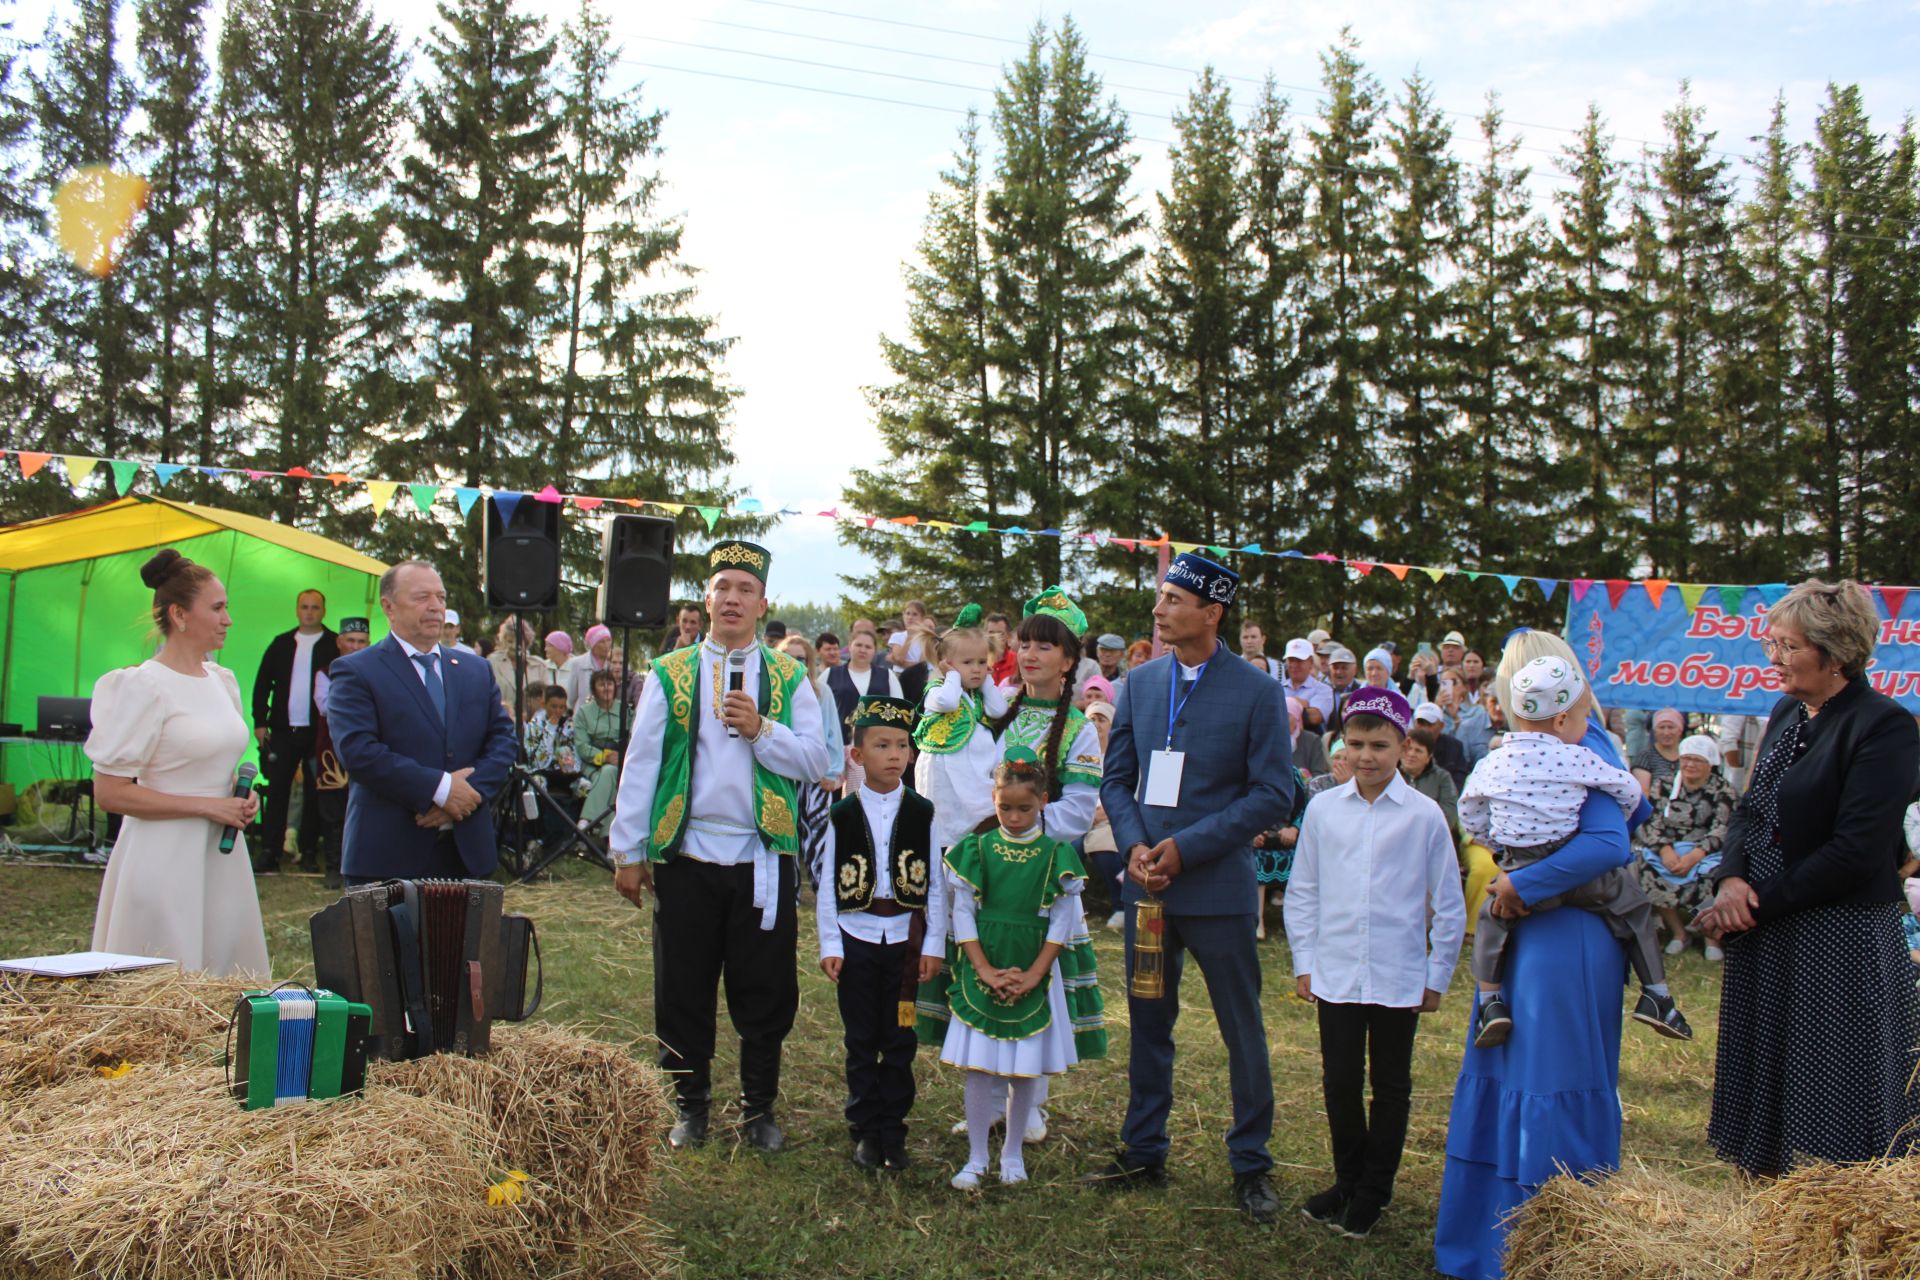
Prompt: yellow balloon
<box><xmin>54</xmin><ymin>165</ymin><xmax>151</xmax><ymax>278</ymax></box>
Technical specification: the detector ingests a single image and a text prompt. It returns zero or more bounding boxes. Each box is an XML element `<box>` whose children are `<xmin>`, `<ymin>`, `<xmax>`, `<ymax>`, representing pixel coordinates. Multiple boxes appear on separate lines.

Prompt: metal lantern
<box><xmin>1131</xmin><ymin>897</ymin><xmax>1166</xmax><ymax>999</ymax></box>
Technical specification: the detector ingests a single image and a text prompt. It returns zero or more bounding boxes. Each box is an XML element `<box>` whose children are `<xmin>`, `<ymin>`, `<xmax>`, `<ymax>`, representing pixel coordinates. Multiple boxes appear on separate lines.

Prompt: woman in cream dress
<box><xmin>85</xmin><ymin>549</ymin><xmax>270</xmax><ymax>977</ymax></box>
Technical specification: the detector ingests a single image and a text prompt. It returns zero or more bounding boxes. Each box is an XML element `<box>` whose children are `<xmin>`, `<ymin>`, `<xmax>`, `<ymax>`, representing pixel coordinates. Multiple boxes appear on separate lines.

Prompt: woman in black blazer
<box><xmin>1698</xmin><ymin>579</ymin><xmax>1920</xmax><ymax>1176</ymax></box>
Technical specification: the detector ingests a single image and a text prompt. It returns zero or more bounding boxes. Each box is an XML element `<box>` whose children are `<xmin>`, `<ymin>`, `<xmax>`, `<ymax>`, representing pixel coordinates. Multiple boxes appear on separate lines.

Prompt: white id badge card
<box><xmin>1145</xmin><ymin>749</ymin><xmax>1186</xmax><ymax>807</ymax></box>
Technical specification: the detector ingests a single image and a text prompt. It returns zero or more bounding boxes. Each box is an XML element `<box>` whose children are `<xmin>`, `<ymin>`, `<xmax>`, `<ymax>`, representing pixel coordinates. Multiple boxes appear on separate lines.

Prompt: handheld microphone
<box><xmin>726</xmin><ymin>649</ymin><xmax>748</xmax><ymax>737</ymax></box>
<box><xmin>219</xmin><ymin>762</ymin><xmax>258</xmax><ymax>855</ymax></box>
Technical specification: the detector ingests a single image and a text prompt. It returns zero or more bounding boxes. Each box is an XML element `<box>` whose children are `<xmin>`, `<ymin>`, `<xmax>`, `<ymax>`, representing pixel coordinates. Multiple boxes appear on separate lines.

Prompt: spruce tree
<box><xmin>844</xmin><ymin>112</ymin><xmax>1011</xmax><ymax>612</ymax></box>
<box><xmin>1375</xmin><ymin>70</ymin><xmax>1463</xmax><ymax>639</ymax></box>
<box><xmin>1295</xmin><ymin>30</ymin><xmax>1386</xmax><ymax>631</ymax></box>
<box><xmin>1149</xmin><ymin>67</ymin><xmax>1246</xmax><ymax>551</ymax></box>
<box><xmin>0</xmin><ymin>0</ymin><xmax>43</xmax><ymax>485</ymax></box>
<box><xmin>1546</xmin><ymin>105</ymin><xmax>1633</xmax><ymax>575</ymax></box>
<box><xmin>985</xmin><ymin>18</ymin><xmax>1145</xmax><ymax>589</ymax></box>
<box><xmin>30</xmin><ymin>0</ymin><xmax>145</xmax><ymax>477</ymax></box>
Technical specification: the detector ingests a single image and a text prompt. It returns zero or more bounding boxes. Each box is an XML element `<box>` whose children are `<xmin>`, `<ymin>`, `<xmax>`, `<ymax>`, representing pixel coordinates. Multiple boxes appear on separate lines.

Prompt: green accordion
<box><xmin>228</xmin><ymin>987</ymin><xmax>373</xmax><ymax>1111</ymax></box>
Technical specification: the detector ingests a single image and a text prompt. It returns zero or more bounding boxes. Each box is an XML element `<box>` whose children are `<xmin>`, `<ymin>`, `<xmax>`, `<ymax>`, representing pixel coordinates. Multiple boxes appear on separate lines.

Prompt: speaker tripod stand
<box><xmin>512</xmin><ymin>762</ymin><xmax>612</xmax><ymax>881</ymax></box>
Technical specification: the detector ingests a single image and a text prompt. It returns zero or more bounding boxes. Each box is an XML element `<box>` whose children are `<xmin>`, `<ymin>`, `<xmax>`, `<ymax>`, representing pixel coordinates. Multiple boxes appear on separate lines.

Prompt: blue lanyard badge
<box><xmin>1165</xmin><ymin>648</ymin><xmax>1211</xmax><ymax>750</ymax></box>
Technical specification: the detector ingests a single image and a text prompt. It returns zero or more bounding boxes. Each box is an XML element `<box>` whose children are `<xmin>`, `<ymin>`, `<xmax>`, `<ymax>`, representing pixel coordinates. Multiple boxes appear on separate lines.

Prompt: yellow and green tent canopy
<box><xmin>0</xmin><ymin>496</ymin><xmax>389</xmax><ymax>788</ymax></box>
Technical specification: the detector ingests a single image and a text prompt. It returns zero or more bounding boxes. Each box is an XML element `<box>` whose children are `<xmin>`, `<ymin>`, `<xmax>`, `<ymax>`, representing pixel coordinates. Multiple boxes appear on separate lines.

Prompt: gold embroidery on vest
<box><xmin>759</xmin><ymin>787</ymin><xmax>796</xmax><ymax>839</ymax></box>
<box><xmin>653</xmin><ymin>794</ymin><xmax>685</xmax><ymax>848</ymax></box>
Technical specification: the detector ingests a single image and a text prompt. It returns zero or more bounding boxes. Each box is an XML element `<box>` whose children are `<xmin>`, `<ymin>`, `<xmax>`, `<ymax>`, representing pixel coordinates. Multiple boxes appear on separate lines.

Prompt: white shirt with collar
<box><xmin>815</xmin><ymin>782</ymin><xmax>948</xmax><ymax>961</ymax></box>
<box><xmin>394</xmin><ymin>634</ymin><xmax>455</xmax><ymax>812</ymax></box>
<box><xmin>1284</xmin><ymin>770</ymin><xmax>1466</xmax><ymax>1009</ymax></box>
<box><xmin>608</xmin><ymin>638</ymin><xmax>831</xmax><ymax>927</ymax></box>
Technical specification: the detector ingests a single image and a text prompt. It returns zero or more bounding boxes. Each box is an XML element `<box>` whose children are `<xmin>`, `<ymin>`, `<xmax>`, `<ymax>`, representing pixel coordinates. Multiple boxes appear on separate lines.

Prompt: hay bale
<box><xmin>0</xmin><ymin>970</ymin><xmax>237</xmax><ymax>1095</ymax></box>
<box><xmin>1751</xmin><ymin>1157</ymin><xmax>1920</xmax><ymax>1280</ymax></box>
<box><xmin>0</xmin><ymin>972</ymin><xmax>675</xmax><ymax>1280</ymax></box>
<box><xmin>1503</xmin><ymin>1162</ymin><xmax>1753</xmax><ymax>1280</ymax></box>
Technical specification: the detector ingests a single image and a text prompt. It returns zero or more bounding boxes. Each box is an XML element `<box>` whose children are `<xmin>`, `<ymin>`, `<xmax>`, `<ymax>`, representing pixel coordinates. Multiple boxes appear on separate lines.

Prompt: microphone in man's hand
<box><xmin>726</xmin><ymin>649</ymin><xmax>747</xmax><ymax>737</ymax></box>
<box><xmin>218</xmin><ymin>762</ymin><xmax>258</xmax><ymax>854</ymax></box>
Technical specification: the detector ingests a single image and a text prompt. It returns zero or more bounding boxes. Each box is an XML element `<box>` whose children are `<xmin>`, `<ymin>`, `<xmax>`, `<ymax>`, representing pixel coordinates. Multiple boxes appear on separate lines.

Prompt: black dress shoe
<box><xmin>1234</xmin><ymin>1171</ymin><xmax>1281</xmax><ymax>1223</ymax></box>
<box><xmin>881</xmin><ymin>1141</ymin><xmax>910</xmax><ymax>1173</ymax></box>
<box><xmin>1080</xmin><ymin>1150</ymin><xmax>1169</xmax><ymax>1190</ymax></box>
<box><xmin>1302</xmin><ymin>1183</ymin><xmax>1351</xmax><ymax>1227</ymax></box>
<box><xmin>851</xmin><ymin>1136</ymin><xmax>882</xmax><ymax>1170</ymax></box>
<box><xmin>1338</xmin><ymin>1195</ymin><xmax>1384</xmax><ymax>1239</ymax></box>
<box><xmin>742</xmin><ymin>1113</ymin><xmax>785</xmax><ymax>1152</ymax></box>
<box><xmin>668</xmin><ymin>1111</ymin><xmax>709</xmax><ymax>1150</ymax></box>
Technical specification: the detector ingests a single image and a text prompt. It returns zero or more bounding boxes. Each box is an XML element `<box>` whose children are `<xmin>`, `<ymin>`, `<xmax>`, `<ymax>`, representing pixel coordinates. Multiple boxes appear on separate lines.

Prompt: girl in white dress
<box><xmin>85</xmin><ymin>549</ymin><xmax>270</xmax><ymax>978</ymax></box>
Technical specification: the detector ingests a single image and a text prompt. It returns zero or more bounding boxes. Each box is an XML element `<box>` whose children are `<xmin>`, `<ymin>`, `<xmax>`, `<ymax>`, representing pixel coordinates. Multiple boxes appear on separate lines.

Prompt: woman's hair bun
<box><xmin>140</xmin><ymin>547</ymin><xmax>187</xmax><ymax>589</ymax></box>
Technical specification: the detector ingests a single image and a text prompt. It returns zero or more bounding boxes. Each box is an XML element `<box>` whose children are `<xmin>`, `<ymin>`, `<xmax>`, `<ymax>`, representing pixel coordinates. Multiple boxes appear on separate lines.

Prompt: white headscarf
<box><xmin>1677</xmin><ymin>734</ymin><xmax>1721</xmax><ymax>767</ymax></box>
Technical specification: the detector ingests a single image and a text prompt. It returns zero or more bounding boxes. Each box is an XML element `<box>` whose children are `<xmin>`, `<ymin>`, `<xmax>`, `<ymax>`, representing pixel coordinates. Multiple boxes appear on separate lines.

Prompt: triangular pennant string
<box><xmin>409</xmin><ymin>484</ymin><xmax>439</xmax><ymax>514</ymax></box>
<box><xmin>1382</xmin><ymin>564</ymin><xmax>1409</xmax><ymax>581</ymax></box>
<box><xmin>493</xmin><ymin>491</ymin><xmax>523</xmax><ymax>525</ymax></box>
<box><xmin>1879</xmin><ymin>586</ymin><xmax>1910</xmax><ymax>619</ymax></box>
<box><xmin>108</xmin><ymin>459</ymin><xmax>140</xmax><ymax>494</ymax></box>
<box><xmin>153</xmin><ymin>462</ymin><xmax>185</xmax><ymax>487</ymax></box>
<box><xmin>1605</xmin><ymin>580</ymin><xmax>1631</xmax><ymax>608</ymax></box>
<box><xmin>1757</xmin><ymin>584</ymin><xmax>1789</xmax><ymax>606</ymax></box>
<box><xmin>1643</xmin><ymin>579</ymin><xmax>1671</xmax><ymax>610</ymax></box>
<box><xmin>1351</xmin><ymin>561</ymin><xmax>1375</xmax><ymax>577</ymax></box>
<box><xmin>1716</xmin><ymin>584</ymin><xmax>1748</xmax><ymax>615</ymax></box>
<box><xmin>535</xmin><ymin>484</ymin><xmax>563</xmax><ymax>503</ymax></box>
<box><xmin>454</xmin><ymin>487</ymin><xmax>481</xmax><ymax>517</ymax></box>
<box><xmin>1421</xmin><ymin>567</ymin><xmax>1446</xmax><ymax>584</ymax></box>
<box><xmin>1571</xmin><ymin>578</ymin><xmax>1595</xmax><ymax>603</ymax></box>
<box><xmin>1530</xmin><ymin>578</ymin><xmax>1558</xmax><ymax>601</ymax></box>
<box><xmin>1676</xmin><ymin>582</ymin><xmax>1711</xmax><ymax>613</ymax></box>
<box><xmin>1496</xmin><ymin>574</ymin><xmax>1521</xmax><ymax>597</ymax></box>
<box><xmin>697</xmin><ymin>506</ymin><xmax>722</xmax><ymax>531</ymax></box>
<box><xmin>17</xmin><ymin>451</ymin><xmax>50</xmax><ymax>478</ymax></box>
<box><xmin>573</xmin><ymin>496</ymin><xmax>603</xmax><ymax>512</ymax></box>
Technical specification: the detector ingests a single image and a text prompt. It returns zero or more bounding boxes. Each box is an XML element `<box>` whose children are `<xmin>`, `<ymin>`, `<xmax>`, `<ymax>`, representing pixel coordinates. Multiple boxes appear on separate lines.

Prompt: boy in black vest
<box><xmin>816</xmin><ymin>695</ymin><xmax>945</xmax><ymax>1172</ymax></box>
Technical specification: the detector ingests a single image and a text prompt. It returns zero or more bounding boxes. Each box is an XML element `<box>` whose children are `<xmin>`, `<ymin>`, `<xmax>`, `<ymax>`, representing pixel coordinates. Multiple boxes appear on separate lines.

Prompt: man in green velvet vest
<box><xmin>609</xmin><ymin>540</ymin><xmax>831</xmax><ymax>1151</ymax></box>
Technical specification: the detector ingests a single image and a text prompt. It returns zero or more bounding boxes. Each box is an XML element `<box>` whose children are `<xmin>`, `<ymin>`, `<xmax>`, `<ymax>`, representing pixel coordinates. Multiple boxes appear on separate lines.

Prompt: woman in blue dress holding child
<box><xmin>1433</xmin><ymin>630</ymin><xmax>1652</xmax><ymax>1280</ymax></box>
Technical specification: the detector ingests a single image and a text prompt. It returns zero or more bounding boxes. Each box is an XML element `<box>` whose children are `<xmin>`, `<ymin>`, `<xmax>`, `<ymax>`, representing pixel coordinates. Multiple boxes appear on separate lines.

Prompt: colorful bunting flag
<box><xmin>1643</xmin><ymin>579</ymin><xmax>1671</xmax><ymax>609</ymax></box>
<box><xmin>1879</xmin><ymin>586</ymin><xmax>1910</xmax><ymax>619</ymax></box>
<box><xmin>287</xmin><ymin>466</ymin><xmax>314</xmax><ymax>479</ymax></box>
<box><xmin>1111</xmin><ymin>537</ymin><xmax>1137</xmax><ymax>552</ymax></box>
<box><xmin>697</xmin><ymin>506</ymin><xmax>721</xmax><ymax>531</ymax></box>
<box><xmin>1351</xmin><ymin>561</ymin><xmax>1376</xmax><ymax>577</ymax></box>
<box><xmin>493</xmin><ymin>491</ymin><xmax>523</xmax><ymax>524</ymax></box>
<box><xmin>63</xmin><ymin>456</ymin><xmax>99</xmax><ymax>491</ymax></box>
<box><xmin>153</xmin><ymin>462</ymin><xmax>186</xmax><ymax>487</ymax></box>
<box><xmin>365</xmin><ymin>481</ymin><xmax>401</xmax><ymax>521</ymax></box>
<box><xmin>737</xmin><ymin>498</ymin><xmax>763</xmax><ymax>513</ymax></box>
<box><xmin>455</xmin><ymin>487</ymin><xmax>481</xmax><ymax>516</ymax></box>
<box><xmin>534</xmin><ymin>484</ymin><xmax>562</xmax><ymax>503</ymax></box>
<box><xmin>409</xmin><ymin>484</ymin><xmax>438</xmax><ymax>514</ymax></box>
<box><xmin>108</xmin><ymin>459</ymin><xmax>140</xmax><ymax>494</ymax></box>
<box><xmin>1495</xmin><ymin>574</ymin><xmax>1521</xmax><ymax>597</ymax></box>
<box><xmin>17</xmin><ymin>451</ymin><xmax>50</xmax><ymax>477</ymax></box>
<box><xmin>1382</xmin><ymin>564</ymin><xmax>1410</xmax><ymax>581</ymax></box>
<box><xmin>1676</xmin><ymin>582</ymin><xmax>1711</xmax><ymax>613</ymax></box>
<box><xmin>1571</xmin><ymin>578</ymin><xmax>1594</xmax><ymax>603</ymax></box>
<box><xmin>1756</xmin><ymin>584</ymin><xmax>1789</xmax><ymax>606</ymax></box>
<box><xmin>1421</xmin><ymin>567</ymin><xmax>1446</xmax><ymax>584</ymax></box>
<box><xmin>892</xmin><ymin>515</ymin><xmax>920</xmax><ymax>526</ymax></box>
<box><xmin>1716</xmin><ymin>584</ymin><xmax>1747</xmax><ymax>615</ymax></box>
<box><xmin>1604</xmin><ymin>580</ymin><xmax>1631</xmax><ymax>608</ymax></box>
<box><xmin>1531</xmin><ymin>578</ymin><xmax>1558</xmax><ymax>601</ymax></box>
<box><xmin>573</xmin><ymin>496</ymin><xmax>603</xmax><ymax>511</ymax></box>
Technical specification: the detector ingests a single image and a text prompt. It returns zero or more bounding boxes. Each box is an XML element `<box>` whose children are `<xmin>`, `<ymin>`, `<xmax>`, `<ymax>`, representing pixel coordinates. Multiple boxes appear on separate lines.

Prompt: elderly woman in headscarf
<box><xmin>1630</xmin><ymin>734</ymin><xmax>1738</xmax><ymax>962</ymax></box>
<box><xmin>1631</xmin><ymin>707</ymin><xmax>1687</xmax><ymax>796</ymax></box>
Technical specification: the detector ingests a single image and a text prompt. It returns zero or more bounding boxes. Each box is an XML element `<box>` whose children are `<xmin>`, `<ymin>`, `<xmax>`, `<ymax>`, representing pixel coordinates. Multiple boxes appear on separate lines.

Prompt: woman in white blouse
<box><xmin>85</xmin><ymin>549</ymin><xmax>270</xmax><ymax>977</ymax></box>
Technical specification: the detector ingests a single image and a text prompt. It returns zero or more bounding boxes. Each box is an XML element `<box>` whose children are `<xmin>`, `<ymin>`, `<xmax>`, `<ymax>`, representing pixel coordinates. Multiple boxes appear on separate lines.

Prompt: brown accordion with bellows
<box><xmin>309</xmin><ymin>879</ymin><xmax>542</xmax><ymax>1061</ymax></box>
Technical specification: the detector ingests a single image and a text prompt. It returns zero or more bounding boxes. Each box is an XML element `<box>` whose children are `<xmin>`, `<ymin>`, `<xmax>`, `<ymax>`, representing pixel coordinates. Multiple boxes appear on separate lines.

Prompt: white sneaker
<box><xmin>1704</xmin><ymin>943</ymin><xmax>1724</xmax><ymax>962</ymax></box>
<box><xmin>1664</xmin><ymin>937</ymin><xmax>1687</xmax><ymax>956</ymax></box>
<box><xmin>950</xmin><ymin>1164</ymin><xmax>987</xmax><ymax>1190</ymax></box>
<box><xmin>1023</xmin><ymin>1107</ymin><xmax>1049</xmax><ymax>1145</ymax></box>
<box><xmin>1106</xmin><ymin>911</ymin><xmax>1125</xmax><ymax>931</ymax></box>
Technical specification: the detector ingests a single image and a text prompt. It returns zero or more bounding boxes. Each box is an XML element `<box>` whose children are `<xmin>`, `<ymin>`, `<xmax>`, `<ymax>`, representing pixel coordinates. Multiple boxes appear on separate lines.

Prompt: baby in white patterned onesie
<box><xmin>1459</xmin><ymin>656</ymin><xmax>1692</xmax><ymax>1047</ymax></box>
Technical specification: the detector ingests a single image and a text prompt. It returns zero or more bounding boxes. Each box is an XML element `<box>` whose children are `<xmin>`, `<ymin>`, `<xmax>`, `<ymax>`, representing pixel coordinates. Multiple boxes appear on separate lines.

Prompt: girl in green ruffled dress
<box><xmin>939</xmin><ymin>753</ymin><xmax>1106</xmax><ymax>1189</ymax></box>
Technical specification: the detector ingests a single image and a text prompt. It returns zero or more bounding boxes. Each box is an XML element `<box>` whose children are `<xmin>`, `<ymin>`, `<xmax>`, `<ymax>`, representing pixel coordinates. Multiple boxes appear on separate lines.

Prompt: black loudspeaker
<box><xmin>485</xmin><ymin>496</ymin><xmax>562</xmax><ymax>610</ymax></box>
<box><xmin>598</xmin><ymin>514</ymin><xmax>676</xmax><ymax>628</ymax></box>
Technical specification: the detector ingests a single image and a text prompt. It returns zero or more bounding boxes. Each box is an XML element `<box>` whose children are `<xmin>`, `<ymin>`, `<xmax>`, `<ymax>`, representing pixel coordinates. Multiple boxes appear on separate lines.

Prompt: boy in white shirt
<box><xmin>1285</xmin><ymin>686</ymin><xmax>1465</xmax><ymax>1242</ymax></box>
<box><xmin>1459</xmin><ymin>656</ymin><xmax>1691</xmax><ymax>1048</ymax></box>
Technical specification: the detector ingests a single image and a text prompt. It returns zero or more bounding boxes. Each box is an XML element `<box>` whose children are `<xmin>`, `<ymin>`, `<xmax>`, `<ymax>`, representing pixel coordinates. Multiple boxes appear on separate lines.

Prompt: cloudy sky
<box><xmin>32</xmin><ymin>0</ymin><xmax>1918</xmax><ymax>602</ymax></box>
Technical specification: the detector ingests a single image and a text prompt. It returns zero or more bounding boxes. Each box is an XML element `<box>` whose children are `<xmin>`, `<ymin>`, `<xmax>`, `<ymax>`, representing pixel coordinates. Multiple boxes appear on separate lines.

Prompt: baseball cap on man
<box><xmin>1330</xmin><ymin>646</ymin><xmax>1357</xmax><ymax>666</ymax></box>
<box><xmin>1283</xmin><ymin>638</ymin><xmax>1315</xmax><ymax>661</ymax></box>
<box><xmin>1307</xmin><ymin>628</ymin><xmax>1331</xmax><ymax>646</ymax></box>
<box><xmin>1413</xmin><ymin>702</ymin><xmax>1445</xmax><ymax>725</ymax></box>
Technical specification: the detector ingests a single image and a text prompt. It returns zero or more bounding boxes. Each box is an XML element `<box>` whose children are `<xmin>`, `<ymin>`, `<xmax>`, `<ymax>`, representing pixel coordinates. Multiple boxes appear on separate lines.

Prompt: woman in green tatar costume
<box><xmin>938</xmin><ymin>753</ymin><xmax>1106</xmax><ymax>1190</ymax></box>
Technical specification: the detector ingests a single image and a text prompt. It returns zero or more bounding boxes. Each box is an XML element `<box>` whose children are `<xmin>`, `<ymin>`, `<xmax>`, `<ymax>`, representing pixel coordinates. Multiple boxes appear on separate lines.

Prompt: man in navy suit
<box><xmin>1087</xmin><ymin>552</ymin><xmax>1294</xmax><ymax>1222</ymax></box>
<box><xmin>327</xmin><ymin>560</ymin><xmax>517</xmax><ymax>883</ymax></box>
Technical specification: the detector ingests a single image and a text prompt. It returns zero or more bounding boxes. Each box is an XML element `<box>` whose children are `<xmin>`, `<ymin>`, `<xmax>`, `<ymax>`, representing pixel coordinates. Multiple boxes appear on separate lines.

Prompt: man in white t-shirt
<box><xmin>251</xmin><ymin>588</ymin><xmax>338</xmax><ymax>875</ymax></box>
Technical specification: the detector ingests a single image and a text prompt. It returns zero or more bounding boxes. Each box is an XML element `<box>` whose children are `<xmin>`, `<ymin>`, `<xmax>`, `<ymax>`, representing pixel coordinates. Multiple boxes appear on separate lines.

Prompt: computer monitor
<box><xmin>36</xmin><ymin>696</ymin><xmax>91</xmax><ymax>740</ymax></box>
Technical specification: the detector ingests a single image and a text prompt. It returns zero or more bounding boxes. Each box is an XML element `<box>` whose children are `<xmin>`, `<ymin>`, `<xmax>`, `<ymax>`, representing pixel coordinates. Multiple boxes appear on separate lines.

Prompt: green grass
<box><xmin>0</xmin><ymin>860</ymin><xmax>1734</xmax><ymax>1279</ymax></box>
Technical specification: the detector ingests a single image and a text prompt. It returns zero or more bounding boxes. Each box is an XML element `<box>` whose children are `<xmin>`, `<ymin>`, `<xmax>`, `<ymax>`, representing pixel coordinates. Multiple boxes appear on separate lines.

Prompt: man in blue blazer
<box><xmin>327</xmin><ymin>560</ymin><xmax>517</xmax><ymax>882</ymax></box>
<box><xmin>1087</xmin><ymin>552</ymin><xmax>1294</xmax><ymax>1222</ymax></box>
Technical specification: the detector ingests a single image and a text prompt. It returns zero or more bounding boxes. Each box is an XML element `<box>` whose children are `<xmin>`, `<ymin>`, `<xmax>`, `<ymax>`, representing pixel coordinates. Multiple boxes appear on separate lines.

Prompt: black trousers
<box><xmin>653</xmin><ymin>854</ymin><xmax>799</xmax><ymax>1118</ymax></box>
<box><xmin>1316</xmin><ymin>1000</ymin><xmax>1421</xmax><ymax>1206</ymax></box>
<box><xmin>835</xmin><ymin>930</ymin><xmax>918</xmax><ymax>1144</ymax></box>
<box><xmin>313</xmin><ymin>785</ymin><xmax>346</xmax><ymax>878</ymax></box>
<box><xmin>261</xmin><ymin>725</ymin><xmax>318</xmax><ymax>864</ymax></box>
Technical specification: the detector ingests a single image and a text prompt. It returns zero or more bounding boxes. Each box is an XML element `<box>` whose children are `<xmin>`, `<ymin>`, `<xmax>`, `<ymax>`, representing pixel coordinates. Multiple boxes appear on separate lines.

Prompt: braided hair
<box><xmin>989</xmin><ymin>613</ymin><xmax>1082</xmax><ymax>802</ymax></box>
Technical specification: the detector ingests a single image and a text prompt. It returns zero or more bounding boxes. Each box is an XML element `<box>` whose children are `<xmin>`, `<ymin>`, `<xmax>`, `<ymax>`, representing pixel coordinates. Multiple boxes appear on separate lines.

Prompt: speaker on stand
<box><xmin>484</xmin><ymin>496</ymin><xmax>563</xmax><ymax>611</ymax></box>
